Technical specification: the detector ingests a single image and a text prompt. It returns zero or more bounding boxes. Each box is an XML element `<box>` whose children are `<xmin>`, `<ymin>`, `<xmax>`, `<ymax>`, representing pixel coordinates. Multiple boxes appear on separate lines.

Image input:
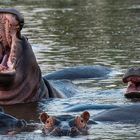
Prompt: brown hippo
<box><xmin>39</xmin><ymin>111</ymin><xmax>91</xmax><ymax>136</ymax></box>
<box><xmin>123</xmin><ymin>67</ymin><xmax>140</xmax><ymax>98</ymax></box>
<box><xmin>0</xmin><ymin>8</ymin><xmax>111</xmax><ymax>105</ymax></box>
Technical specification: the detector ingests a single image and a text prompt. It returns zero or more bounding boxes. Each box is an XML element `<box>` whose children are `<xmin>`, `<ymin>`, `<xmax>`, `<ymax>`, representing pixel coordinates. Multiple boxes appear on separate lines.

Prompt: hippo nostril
<box><xmin>17</xmin><ymin>119</ymin><xmax>26</xmax><ymax>128</ymax></box>
<box><xmin>61</xmin><ymin>128</ymin><xmax>70</xmax><ymax>136</ymax></box>
<box><xmin>69</xmin><ymin>127</ymin><xmax>80</xmax><ymax>137</ymax></box>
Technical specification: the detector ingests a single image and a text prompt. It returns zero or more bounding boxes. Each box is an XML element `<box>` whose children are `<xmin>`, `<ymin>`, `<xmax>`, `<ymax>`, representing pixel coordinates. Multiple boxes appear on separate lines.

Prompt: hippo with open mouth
<box><xmin>0</xmin><ymin>8</ymin><xmax>48</xmax><ymax>104</ymax></box>
<box><xmin>123</xmin><ymin>67</ymin><xmax>140</xmax><ymax>98</ymax></box>
<box><xmin>39</xmin><ymin>111</ymin><xmax>91</xmax><ymax>136</ymax></box>
<box><xmin>0</xmin><ymin>8</ymin><xmax>111</xmax><ymax>105</ymax></box>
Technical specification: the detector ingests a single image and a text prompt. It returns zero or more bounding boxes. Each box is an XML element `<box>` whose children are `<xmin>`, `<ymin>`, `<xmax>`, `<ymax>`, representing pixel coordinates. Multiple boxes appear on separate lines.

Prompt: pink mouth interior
<box><xmin>0</xmin><ymin>53</ymin><xmax>9</xmax><ymax>71</ymax></box>
<box><xmin>0</xmin><ymin>47</ymin><xmax>15</xmax><ymax>73</ymax></box>
<box><xmin>0</xmin><ymin>13</ymin><xmax>19</xmax><ymax>73</ymax></box>
<box><xmin>125</xmin><ymin>76</ymin><xmax>140</xmax><ymax>94</ymax></box>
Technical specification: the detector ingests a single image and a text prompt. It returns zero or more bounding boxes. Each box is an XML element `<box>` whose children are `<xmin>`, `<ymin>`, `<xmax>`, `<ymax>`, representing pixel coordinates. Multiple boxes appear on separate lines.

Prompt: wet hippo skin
<box><xmin>39</xmin><ymin>111</ymin><xmax>91</xmax><ymax>136</ymax></box>
<box><xmin>93</xmin><ymin>104</ymin><xmax>140</xmax><ymax>123</ymax></box>
<box><xmin>64</xmin><ymin>103</ymin><xmax>140</xmax><ymax>123</ymax></box>
<box><xmin>123</xmin><ymin>67</ymin><xmax>140</xmax><ymax>98</ymax></box>
<box><xmin>0</xmin><ymin>8</ymin><xmax>111</xmax><ymax>105</ymax></box>
<box><xmin>0</xmin><ymin>107</ymin><xmax>26</xmax><ymax>134</ymax></box>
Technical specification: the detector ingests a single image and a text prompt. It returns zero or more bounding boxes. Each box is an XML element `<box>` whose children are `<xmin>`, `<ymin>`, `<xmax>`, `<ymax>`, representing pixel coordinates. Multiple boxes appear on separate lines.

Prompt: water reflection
<box><xmin>2</xmin><ymin>102</ymin><xmax>39</xmax><ymax>121</ymax></box>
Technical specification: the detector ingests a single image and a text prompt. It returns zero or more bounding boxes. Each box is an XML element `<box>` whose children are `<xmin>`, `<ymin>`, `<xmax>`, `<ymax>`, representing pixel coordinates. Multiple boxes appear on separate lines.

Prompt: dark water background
<box><xmin>1</xmin><ymin>0</ymin><xmax>140</xmax><ymax>139</ymax></box>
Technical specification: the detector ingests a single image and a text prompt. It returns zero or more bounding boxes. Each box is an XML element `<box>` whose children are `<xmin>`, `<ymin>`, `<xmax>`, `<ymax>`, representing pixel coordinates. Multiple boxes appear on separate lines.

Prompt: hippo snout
<box><xmin>52</xmin><ymin>127</ymin><xmax>80</xmax><ymax>136</ymax></box>
<box><xmin>60</xmin><ymin>127</ymin><xmax>71</xmax><ymax>136</ymax></box>
<box><xmin>70</xmin><ymin>127</ymin><xmax>81</xmax><ymax>136</ymax></box>
<box><xmin>59</xmin><ymin>122</ymin><xmax>71</xmax><ymax>136</ymax></box>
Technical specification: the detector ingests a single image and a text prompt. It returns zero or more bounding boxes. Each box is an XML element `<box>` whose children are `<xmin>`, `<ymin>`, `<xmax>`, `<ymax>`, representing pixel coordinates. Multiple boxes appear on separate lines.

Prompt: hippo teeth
<box><xmin>0</xmin><ymin>51</ymin><xmax>16</xmax><ymax>72</ymax></box>
<box><xmin>7</xmin><ymin>56</ymin><xmax>16</xmax><ymax>69</ymax></box>
<box><xmin>128</xmin><ymin>81</ymin><xmax>132</xmax><ymax>86</ymax></box>
<box><xmin>125</xmin><ymin>81</ymin><xmax>140</xmax><ymax>96</ymax></box>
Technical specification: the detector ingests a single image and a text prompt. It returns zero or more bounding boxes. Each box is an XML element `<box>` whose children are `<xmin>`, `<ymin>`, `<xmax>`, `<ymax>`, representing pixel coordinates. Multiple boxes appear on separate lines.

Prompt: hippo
<box><xmin>0</xmin><ymin>8</ymin><xmax>111</xmax><ymax>105</ymax></box>
<box><xmin>39</xmin><ymin>111</ymin><xmax>92</xmax><ymax>136</ymax></box>
<box><xmin>0</xmin><ymin>107</ymin><xmax>26</xmax><ymax>134</ymax></box>
<box><xmin>123</xmin><ymin>67</ymin><xmax>140</xmax><ymax>98</ymax></box>
<box><xmin>64</xmin><ymin>103</ymin><xmax>140</xmax><ymax>123</ymax></box>
<box><xmin>65</xmin><ymin>103</ymin><xmax>119</xmax><ymax>112</ymax></box>
<box><xmin>93</xmin><ymin>104</ymin><xmax>140</xmax><ymax>123</ymax></box>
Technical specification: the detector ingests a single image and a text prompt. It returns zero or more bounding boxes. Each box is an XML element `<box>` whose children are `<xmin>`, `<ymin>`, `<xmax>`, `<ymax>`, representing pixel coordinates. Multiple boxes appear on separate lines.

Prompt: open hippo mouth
<box><xmin>123</xmin><ymin>68</ymin><xmax>140</xmax><ymax>98</ymax></box>
<box><xmin>0</xmin><ymin>9</ymin><xmax>24</xmax><ymax>86</ymax></box>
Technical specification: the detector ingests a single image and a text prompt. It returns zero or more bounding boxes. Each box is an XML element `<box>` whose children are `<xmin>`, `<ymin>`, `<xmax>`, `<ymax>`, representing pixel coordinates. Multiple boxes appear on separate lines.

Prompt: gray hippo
<box><xmin>93</xmin><ymin>104</ymin><xmax>140</xmax><ymax>123</ymax></box>
<box><xmin>39</xmin><ymin>111</ymin><xmax>92</xmax><ymax>136</ymax></box>
<box><xmin>0</xmin><ymin>108</ymin><xmax>26</xmax><ymax>134</ymax></box>
<box><xmin>65</xmin><ymin>103</ymin><xmax>140</xmax><ymax>123</ymax></box>
<box><xmin>0</xmin><ymin>8</ymin><xmax>111</xmax><ymax>105</ymax></box>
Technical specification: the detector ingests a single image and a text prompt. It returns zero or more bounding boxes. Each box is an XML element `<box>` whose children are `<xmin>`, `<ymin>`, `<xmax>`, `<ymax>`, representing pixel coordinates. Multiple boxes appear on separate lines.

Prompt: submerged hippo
<box><xmin>0</xmin><ymin>107</ymin><xmax>26</xmax><ymax>134</ymax></box>
<box><xmin>0</xmin><ymin>8</ymin><xmax>111</xmax><ymax>105</ymax></box>
<box><xmin>93</xmin><ymin>104</ymin><xmax>140</xmax><ymax>123</ymax></box>
<box><xmin>39</xmin><ymin>111</ymin><xmax>91</xmax><ymax>136</ymax></box>
<box><xmin>123</xmin><ymin>67</ymin><xmax>140</xmax><ymax>98</ymax></box>
<box><xmin>65</xmin><ymin>103</ymin><xmax>140</xmax><ymax>123</ymax></box>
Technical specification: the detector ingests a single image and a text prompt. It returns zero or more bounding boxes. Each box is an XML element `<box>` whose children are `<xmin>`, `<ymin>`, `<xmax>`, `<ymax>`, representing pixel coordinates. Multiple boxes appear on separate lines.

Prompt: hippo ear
<box><xmin>39</xmin><ymin>112</ymin><xmax>50</xmax><ymax>124</ymax></box>
<box><xmin>81</xmin><ymin>111</ymin><xmax>90</xmax><ymax>122</ymax></box>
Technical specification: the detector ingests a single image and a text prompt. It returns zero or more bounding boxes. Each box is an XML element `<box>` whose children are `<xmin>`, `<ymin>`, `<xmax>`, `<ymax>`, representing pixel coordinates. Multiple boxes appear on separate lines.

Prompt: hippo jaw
<box><xmin>123</xmin><ymin>68</ymin><xmax>140</xmax><ymax>98</ymax></box>
<box><xmin>0</xmin><ymin>10</ymin><xmax>23</xmax><ymax>87</ymax></box>
<box><xmin>39</xmin><ymin>111</ymin><xmax>90</xmax><ymax>137</ymax></box>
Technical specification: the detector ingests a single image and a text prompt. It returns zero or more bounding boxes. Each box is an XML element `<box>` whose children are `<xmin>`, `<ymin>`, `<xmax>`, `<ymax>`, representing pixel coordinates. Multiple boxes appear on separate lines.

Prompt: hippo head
<box><xmin>0</xmin><ymin>109</ymin><xmax>26</xmax><ymax>134</ymax></box>
<box><xmin>0</xmin><ymin>9</ymin><xmax>47</xmax><ymax>104</ymax></box>
<box><xmin>123</xmin><ymin>67</ymin><xmax>140</xmax><ymax>98</ymax></box>
<box><xmin>39</xmin><ymin>111</ymin><xmax>90</xmax><ymax>137</ymax></box>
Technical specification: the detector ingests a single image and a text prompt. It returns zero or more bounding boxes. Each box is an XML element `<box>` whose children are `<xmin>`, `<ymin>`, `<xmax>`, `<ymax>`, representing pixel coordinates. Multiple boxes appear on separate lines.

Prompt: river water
<box><xmin>1</xmin><ymin>0</ymin><xmax>140</xmax><ymax>139</ymax></box>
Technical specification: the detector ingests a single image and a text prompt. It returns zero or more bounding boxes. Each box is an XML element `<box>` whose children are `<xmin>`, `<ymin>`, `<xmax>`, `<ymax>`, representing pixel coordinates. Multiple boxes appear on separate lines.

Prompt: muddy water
<box><xmin>0</xmin><ymin>0</ymin><xmax>140</xmax><ymax>139</ymax></box>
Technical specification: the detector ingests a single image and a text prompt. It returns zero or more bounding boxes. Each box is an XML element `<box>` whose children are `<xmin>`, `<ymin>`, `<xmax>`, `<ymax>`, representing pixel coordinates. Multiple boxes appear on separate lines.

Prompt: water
<box><xmin>1</xmin><ymin>0</ymin><xmax>140</xmax><ymax>139</ymax></box>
